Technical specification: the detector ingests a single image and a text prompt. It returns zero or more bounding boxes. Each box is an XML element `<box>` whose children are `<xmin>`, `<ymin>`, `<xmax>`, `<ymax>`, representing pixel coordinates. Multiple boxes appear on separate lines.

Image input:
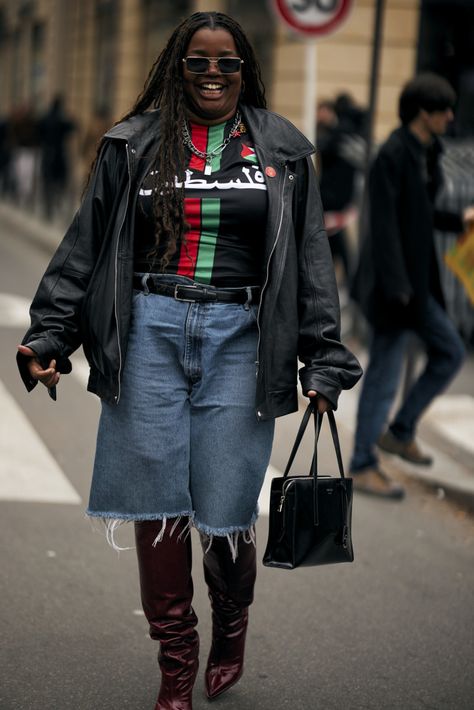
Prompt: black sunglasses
<box><xmin>182</xmin><ymin>56</ymin><xmax>244</xmax><ymax>75</ymax></box>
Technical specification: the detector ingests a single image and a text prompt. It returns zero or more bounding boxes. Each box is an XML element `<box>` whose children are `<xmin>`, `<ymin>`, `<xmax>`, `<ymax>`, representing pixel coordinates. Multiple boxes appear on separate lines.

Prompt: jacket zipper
<box><xmin>255</xmin><ymin>164</ymin><xmax>288</xmax><ymax>416</ymax></box>
<box><xmin>113</xmin><ymin>142</ymin><xmax>132</xmax><ymax>403</ymax></box>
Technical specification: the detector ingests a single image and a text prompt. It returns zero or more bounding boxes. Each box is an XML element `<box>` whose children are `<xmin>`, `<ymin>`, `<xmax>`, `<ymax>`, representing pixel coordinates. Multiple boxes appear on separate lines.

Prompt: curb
<box><xmin>381</xmin><ymin>452</ymin><xmax>474</xmax><ymax>514</ymax></box>
<box><xmin>0</xmin><ymin>201</ymin><xmax>63</xmax><ymax>253</ymax></box>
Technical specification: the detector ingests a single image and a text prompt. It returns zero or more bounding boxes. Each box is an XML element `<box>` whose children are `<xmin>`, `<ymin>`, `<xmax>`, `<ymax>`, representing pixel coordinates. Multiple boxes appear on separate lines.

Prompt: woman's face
<box><xmin>182</xmin><ymin>27</ymin><xmax>242</xmax><ymax>125</ymax></box>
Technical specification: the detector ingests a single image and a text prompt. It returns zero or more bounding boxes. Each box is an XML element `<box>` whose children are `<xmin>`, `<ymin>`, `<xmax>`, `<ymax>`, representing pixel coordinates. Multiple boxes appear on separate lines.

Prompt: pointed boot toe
<box><xmin>201</xmin><ymin>535</ymin><xmax>256</xmax><ymax>701</ymax></box>
<box><xmin>204</xmin><ymin>606</ymin><xmax>248</xmax><ymax>699</ymax></box>
<box><xmin>205</xmin><ymin>660</ymin><xmax>244</xmax><ymax>700</ymax></box>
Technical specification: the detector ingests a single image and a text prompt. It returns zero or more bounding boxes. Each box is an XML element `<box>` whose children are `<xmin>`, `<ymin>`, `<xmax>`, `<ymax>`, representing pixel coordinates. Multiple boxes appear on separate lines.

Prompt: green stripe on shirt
<box><xmin>207</xmin><ymin>123</ymin><xmax>227</xmax><ymax>173</ymax></box>
<box><xmin>195</xmin><ymin>198</ymin><xmax>221</xmax><ymax>283</ymax></box>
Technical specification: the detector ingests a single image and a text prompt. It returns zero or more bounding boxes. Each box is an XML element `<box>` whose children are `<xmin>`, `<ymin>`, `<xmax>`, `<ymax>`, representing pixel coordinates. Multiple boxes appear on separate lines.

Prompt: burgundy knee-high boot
<box><xmin>202</xmin><ymin>534</ymin><xmax>256</xmax><ymax>700</ymax></box>
<box><xmin>135</xmin><ymin>519</ymin><xmax>199</xmax><ymax>710</ymax></box>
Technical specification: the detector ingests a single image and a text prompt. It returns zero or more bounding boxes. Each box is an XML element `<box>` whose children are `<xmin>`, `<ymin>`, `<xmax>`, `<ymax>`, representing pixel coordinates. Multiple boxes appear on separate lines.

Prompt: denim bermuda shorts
<box><xmin>87</xmin><ymin>274</ymin><xmax>275</xmax><ymax>539</ymax></box>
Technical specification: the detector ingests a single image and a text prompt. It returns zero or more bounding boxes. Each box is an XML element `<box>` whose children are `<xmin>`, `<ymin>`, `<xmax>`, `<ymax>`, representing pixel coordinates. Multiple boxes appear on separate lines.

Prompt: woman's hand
<box><xmin>306</xmin><ymin>390</ymin><xmax>331</xmax><ymax>413</ymax></box>
<box><xmin>17</xmin><ymin>345</ymin><xmax>60</xmax><ymax>389</ymax></box>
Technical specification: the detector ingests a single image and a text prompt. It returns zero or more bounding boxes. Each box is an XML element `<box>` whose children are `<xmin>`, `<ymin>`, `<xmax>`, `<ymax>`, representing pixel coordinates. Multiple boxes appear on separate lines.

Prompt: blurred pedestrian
<box><xmin>37</xmin><ymin>94</ymin><xmax>76</xmax><ymax>219</ymax></box>
<box><xmin>0</xmin><ymin>115</ymin><xmax>12</xmax><ymax>195</ymax></box>
<box><xmin>316</xmin><ymin>94</ymin><xmax>366</xmax><ymax>290</ymax></box>
<box><xmin>16</xmin><ymin>11</ymin><xmax>361</xmax><ymax>709</ymax></box>
<box><xmin>350</xmin><ymin>73</ymin><xmax>473</xmax><ymax>499</ymax></box>
<box><xmin>8</xmin><ymin>103</ymin><xmax>38</xmax><ymax>206</ymax></box>
<box><xmin>334</xmin><ymin>92</ymin><xmax>368</xmax><ymax>138</ymax></box>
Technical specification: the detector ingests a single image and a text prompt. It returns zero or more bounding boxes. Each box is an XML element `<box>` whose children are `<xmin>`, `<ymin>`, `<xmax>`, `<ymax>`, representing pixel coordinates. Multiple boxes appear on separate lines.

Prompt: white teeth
<box><xmin>201</xmin><ymin>83</ymin><xmax>223</xmax><ymax>90</ymax></box>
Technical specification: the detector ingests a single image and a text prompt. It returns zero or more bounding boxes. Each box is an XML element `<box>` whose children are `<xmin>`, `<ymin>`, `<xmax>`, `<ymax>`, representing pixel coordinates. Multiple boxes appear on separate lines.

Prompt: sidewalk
<box><xmin>0</xmin><ymin>199</ymin><xmax>67</xmax><ymax>253</ymax></box>
<box><xmin>2</xmin><ymin>198</ymin><xmax>474</xmax><ymax>510</ymax></box>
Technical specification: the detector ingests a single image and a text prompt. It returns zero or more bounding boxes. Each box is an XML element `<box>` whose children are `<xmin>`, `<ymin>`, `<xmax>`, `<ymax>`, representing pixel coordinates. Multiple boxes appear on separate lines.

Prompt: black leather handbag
<box><xmin>263</xmin><ymin>404</ymin><xmax>354</xmax><ymax>569</ymax></box>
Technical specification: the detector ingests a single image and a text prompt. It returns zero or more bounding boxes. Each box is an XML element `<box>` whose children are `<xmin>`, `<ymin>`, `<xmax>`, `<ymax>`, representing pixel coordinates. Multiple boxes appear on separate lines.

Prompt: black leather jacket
<box><xmin>18</xmin><ymin>105</ymin><xmax>361</xmax><ymax>419</ymax></box>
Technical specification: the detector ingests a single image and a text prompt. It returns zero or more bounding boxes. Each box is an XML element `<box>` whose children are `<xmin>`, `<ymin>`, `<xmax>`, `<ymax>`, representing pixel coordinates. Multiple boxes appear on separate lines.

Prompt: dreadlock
<box><xmin>101</xmin><ymin>11</ymin><xmax>266</xmax><ymax>270</ymax></box>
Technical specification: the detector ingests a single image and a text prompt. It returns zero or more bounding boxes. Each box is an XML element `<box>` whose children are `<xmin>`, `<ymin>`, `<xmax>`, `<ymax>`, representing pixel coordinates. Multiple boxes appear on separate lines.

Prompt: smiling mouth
<box><xmin>198</xmin><ymin>82</ymin><xmax>225</xmax><ymax>95</ymax></box>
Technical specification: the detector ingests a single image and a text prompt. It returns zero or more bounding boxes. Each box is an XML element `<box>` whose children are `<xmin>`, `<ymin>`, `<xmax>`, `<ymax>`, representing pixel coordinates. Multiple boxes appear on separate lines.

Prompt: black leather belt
<box><xmin>133</xmin><ymin>275</ymin><xmax>261</xmax><ymax>305</ymax></box>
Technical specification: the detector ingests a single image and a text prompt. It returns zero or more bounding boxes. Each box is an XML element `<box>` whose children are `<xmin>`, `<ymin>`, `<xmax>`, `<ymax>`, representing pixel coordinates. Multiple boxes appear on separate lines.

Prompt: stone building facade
<box><xmin>0</xmin><ymin>1</ymin><xmax>472</xmax><ymax>150</ymax></box>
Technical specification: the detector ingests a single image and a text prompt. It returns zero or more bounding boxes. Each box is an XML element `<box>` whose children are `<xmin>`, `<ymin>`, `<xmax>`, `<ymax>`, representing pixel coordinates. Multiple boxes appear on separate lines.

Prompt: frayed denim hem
<box><xmin>86</xmin><ymin>510</ymin><xmax>195</xmax><ymax>552</ymax></box>
<box><xmin>86</xmin><ymin>509</ymin><xmax>258</xmax><ymax>560</ymax></box>
<box><xmin>195</xmin><ymin>512</ymin><xmax>258</xmax><ymax>562</ymax></box>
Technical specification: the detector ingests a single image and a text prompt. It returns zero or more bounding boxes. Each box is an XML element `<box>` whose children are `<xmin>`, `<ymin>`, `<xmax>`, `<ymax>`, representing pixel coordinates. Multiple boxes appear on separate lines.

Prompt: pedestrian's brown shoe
<box><xmin>378</xmin><ymin>430</ymin><xmax>433</xmax><ymax>466</ymax></box>
<box><xmin>351</xmin><ymin>467</ymin><xmax>405</xmax><ymax>500</ymax></box>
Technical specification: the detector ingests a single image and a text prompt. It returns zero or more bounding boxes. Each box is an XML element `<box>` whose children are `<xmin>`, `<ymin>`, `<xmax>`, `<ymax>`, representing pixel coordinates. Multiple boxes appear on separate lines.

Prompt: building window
<box><xmin>226</xmin><ymin>0</ymin><xmax>275</xmax><ymax>93</ymax></box>
<box><xmin>11</xmin><ymin>28</ymin><xmax>22</xmax><ymax>105</ymax></box>
<box><xmin>94</xmin><ymin>0</ymin><xmax>119</xmax><ymax>115</ymax></box>
<box><xmin>142</xmin><ymin>0</ymin><xmax>191</xmax><ymax>77</ymax></box>
<box><xmin>30</xmin><ymin>21</ymin><xmax>45</xmax><ymax>109</ymax></box>
<box><xmin>418</xmin><ymin>0</ymin><xmax>474</xmax><ymax>137</ymax></box>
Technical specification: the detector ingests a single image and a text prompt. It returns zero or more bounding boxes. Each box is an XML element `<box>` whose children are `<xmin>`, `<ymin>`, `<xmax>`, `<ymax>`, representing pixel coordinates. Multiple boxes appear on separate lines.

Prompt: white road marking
<box><xmin>0</xmin><ymin>379</ymin><xmax>81</xmax><ymax>503</ymax></box>
<box><xmin>424</xmin><ymin>395</ymin><xmax>474</xmax><ymax>458</ymax></box>
<box><xmin>70</xmin><ymin>352</ymin><xmax>90</xmax><ymax>389</ymax></box>
<box><xmin>0</xmin><ymin>292</ymin><xmax>31</xmax><ymax>328</ymax></box>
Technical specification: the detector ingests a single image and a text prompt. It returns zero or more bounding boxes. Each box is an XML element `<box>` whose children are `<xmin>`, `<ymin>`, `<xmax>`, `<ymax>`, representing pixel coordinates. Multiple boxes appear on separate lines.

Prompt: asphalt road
<box><xmin>1</xmin><ymin>217</ymin><xmax>473</xmax><ymax>710</ymax></box>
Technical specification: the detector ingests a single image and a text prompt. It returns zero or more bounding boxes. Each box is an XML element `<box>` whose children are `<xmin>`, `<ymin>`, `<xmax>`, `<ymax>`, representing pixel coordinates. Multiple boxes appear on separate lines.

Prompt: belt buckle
<box><xmin>174</xmin><ymin>283</ymin><xmax>200</xmax><ymax>302</ymax></box>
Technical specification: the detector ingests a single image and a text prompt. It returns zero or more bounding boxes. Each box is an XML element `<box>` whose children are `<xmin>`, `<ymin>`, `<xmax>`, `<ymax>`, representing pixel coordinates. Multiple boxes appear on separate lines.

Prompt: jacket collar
<box><xmin>105</xmin><ymin>105</ymin><xmax>315</xmax><ymax>163</ymax></box>
<box><xmin>240</xmin><ymin>104</ymin><xmax>315</xmax><ymax>163</ymax></box>
<box><xmin>104</xmin><ymin>110</ymin><xmax>160</xmax><ymax>143</ymax></box>
<box><xmin>396</xmin><ymin>125</ymin><xmax>444</xmax><ymax>163</ymax></box>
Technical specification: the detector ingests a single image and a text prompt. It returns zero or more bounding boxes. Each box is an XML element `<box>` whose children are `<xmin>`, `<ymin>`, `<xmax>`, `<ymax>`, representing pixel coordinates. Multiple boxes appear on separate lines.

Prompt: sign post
<box><xmin>303</xmin><ymin>41</ymin><xmax>317</xmax><ymax>148</ymax></box>
<box><xmin>272</xmin><ymin>1</ymin><xmax>355</xmax><ymax>145</ymax></box>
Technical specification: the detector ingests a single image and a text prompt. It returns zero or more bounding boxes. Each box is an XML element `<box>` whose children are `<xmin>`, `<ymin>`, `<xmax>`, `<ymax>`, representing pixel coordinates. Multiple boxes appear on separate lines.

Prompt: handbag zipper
<box><xmin>277</xmin><ymin>476</ymin><xmax>336</xmax><ymax>514</ymax></box>
<box><xmin>277</xmin><ymin>478</ymin><xmax>296</xmax><ymax>512</ymax></box>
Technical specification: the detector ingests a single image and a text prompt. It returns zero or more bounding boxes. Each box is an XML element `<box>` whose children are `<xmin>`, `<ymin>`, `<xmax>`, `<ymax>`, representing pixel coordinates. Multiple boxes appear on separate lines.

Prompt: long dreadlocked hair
<box><xmin>113</xmin><ymin>11</ymin><xmax>266</xmax><ymax>270</ymax></box>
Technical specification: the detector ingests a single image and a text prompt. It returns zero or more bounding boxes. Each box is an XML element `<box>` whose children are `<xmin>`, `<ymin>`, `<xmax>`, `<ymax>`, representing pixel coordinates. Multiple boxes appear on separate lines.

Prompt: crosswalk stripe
<box><xmin>70</xmin><ymin>352</ymin><xmax>90</xmax><ymax>389</ymax></box>
<box><xmin>0</xmin><ymin>292</ymin><xmax>31</xmax><ymax>328</ymax></box>
<box><xmin>0</xmin><ymin>379</ymin><xmax>81</xmax><ymax>503</ymax></box>
<box><xmin>423</xmin><ymin>394</ymin><xmax>474</xmax><ymax>457</ymax></box>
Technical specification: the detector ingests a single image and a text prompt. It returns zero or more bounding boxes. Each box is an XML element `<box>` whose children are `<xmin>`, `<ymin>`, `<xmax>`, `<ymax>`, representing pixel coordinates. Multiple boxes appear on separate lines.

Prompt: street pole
<box><xmin>352</xmin><ymin>0</ymin><xmax>386</xmax><ymax>339</ymax></box>
<box><xmin>303</xmin><ymin>40</ymin><xmax>317</xmax><ymax>150</ymax></box>
<box><xmin>364</xmin><ymin>0</ymin><xmax>385</xmax><ymax>173</ymax></box>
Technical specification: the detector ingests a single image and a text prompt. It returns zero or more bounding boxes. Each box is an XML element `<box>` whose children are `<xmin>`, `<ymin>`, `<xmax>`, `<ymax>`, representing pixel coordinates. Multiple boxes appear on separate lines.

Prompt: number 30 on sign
<box><xmin>274</xmin><ymin>0</ymin><xmax>354</xmax><ymax>37</ymax></box>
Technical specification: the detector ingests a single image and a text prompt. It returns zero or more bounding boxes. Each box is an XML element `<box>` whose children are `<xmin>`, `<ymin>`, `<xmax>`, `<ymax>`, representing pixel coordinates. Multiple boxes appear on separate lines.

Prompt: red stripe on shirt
<box><xmin>188</xmin><ymin>124</ymin><xmax>208</xmax><ymax>172</ymax></box>
<box><xmin>177</xmin><ymin>198</ymin><xmax>201</xmax><ymax>277</ymax></box>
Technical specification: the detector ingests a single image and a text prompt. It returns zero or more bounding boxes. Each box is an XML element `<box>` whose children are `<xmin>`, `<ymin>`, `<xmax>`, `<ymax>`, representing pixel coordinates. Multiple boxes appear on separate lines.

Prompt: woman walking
<box><xmin>17</xmin><ymin>12</ymin><xmax>361</xmax><ymax>709</ymax></box>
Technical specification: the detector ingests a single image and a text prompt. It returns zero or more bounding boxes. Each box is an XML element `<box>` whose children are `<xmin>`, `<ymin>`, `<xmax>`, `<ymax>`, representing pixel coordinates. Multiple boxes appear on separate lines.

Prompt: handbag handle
<box><xmin>283</xmin><ymin>402</ymin><xmax>345</xmax><ymax>481</ymax></box>
<box><xmin>282</xmin><ymin>402</ymin><xmax>316</xmax><ymax>478</ymax></box>
<box><xmin>312</xmin><ymin>408</ymin><xmax>345</xmax><ymax>481</ymax></box>
<box><xmin>282</xmin><ymin>403</ymin><xmax>347</xmax><ymax>527</ymax></box>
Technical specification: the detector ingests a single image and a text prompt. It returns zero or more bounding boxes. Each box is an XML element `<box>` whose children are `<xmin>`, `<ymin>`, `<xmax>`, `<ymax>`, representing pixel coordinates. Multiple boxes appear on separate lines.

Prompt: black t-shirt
<box><xmin>134</xmin><ymin>118</ymin><xmax>268</xmax><ymax>287</ymax></box>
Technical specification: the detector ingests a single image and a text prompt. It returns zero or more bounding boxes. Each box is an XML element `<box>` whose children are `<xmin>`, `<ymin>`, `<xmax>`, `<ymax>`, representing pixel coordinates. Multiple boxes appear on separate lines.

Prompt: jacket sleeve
<box><xmin>369</xmin><ymin>148</ymin><xmax>412</xmax><ymax>302</ymax></box>
<box><xmin>295</xmin><ymin>156</ymin><xmax>362</xmax><ymax>408</ymax></box>
<box><xmin>17</xmin><ymin>139</ymin><xmax>127</xmax><ymax>392</ymax></box>
<box><xmin>433</xmin><ymin>209</ymin><xmax>464</xmax><ymax>234</ymax></box>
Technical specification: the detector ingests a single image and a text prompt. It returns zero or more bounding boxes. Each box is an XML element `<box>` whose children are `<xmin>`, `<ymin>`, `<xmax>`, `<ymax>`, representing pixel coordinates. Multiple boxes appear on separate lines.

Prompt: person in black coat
<box><xmin>316</xmin><ymin>95</ymin><xmax>367</xmax><ymax>288</ymax></box>
<box><xmin>350</xmin><ymin>73</ymin><xmax>473</xmax><ymax>498</ymax></box>
<box><xmin>37</xmin><ymin>95</ymin><xmax>76</xmax><ymax>219</ymax></box>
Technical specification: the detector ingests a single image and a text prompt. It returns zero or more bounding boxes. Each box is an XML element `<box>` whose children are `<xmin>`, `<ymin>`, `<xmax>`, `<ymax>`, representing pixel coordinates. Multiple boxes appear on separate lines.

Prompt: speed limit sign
<box><xmin>274</xmin><ymin>0</ymin><xmax>354</xmax><ymax>37</ymax></box>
